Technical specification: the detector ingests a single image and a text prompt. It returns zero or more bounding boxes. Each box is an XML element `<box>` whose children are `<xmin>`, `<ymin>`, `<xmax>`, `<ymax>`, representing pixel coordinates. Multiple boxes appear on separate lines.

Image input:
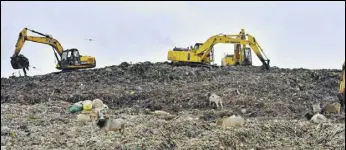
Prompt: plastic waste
<box><xmin>68</xmin><ymin>101</ymin><xmax>85</xmax><ymax>113</ymax></box>
<box><xmin>69</xmin><ymin>105</ymin><xmax>82</xmax><ymax>113</ymax></box>
<box><xmin>83</xmin><ymin>101</ymin><xmax>93</xmax><ymax>111</ymax></box>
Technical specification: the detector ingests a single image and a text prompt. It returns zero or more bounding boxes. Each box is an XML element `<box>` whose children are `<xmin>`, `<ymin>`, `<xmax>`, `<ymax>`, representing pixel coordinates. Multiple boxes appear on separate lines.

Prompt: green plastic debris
<box><xmin>69</xmin><ymin>105</ymin><xmax>82</xmax><ymax>113</ymax></box>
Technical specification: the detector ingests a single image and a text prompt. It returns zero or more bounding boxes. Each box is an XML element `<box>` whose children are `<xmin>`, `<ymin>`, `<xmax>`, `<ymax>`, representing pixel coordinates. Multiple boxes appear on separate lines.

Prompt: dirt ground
<box><xmin>1</xmin><ymin>62</ymin><xmax>345</xmax><ymax>149</ymax></box>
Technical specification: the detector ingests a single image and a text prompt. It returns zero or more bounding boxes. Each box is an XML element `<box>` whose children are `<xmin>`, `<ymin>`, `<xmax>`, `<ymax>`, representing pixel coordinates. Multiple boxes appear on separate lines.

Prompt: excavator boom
<box><xmin>11</xmin><ymin>28</ymin><xmax>96</xmax><ymax>73</ymax></box>
<box><xmin>167</xmin><ymin>29</ymin><xmax>270</xmax><ymax>69</ymax></box>
<box><xmin>13</xmin><ymin>28</ymin><xmax>64</xmax><ymax>58</ymax></box>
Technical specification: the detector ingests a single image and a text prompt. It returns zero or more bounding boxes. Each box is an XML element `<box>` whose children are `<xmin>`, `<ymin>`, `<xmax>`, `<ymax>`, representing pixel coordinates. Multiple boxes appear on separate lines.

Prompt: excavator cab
<box><xmin>194</xmin><ymin>43</ymin><xmax>203</xmax><ymax>50</ymax></box>
<box><xmin>193</xmin><ymin>43</ymin><xmax>214</xmax><ymax>63</ymax></box>
<box><xmin>60</xmin><ymin>49</ymin><xmax>81</xmax><ymax>67</ymax></box>
<box><xmin>243</xmin><ymin>47</ymin><xmax>252</xmax><ymax>65</ymax></box>
<box><xmin>57</xmin><ymin>48</ymin><xmax>96</xmax><ymax>70</ymax></box>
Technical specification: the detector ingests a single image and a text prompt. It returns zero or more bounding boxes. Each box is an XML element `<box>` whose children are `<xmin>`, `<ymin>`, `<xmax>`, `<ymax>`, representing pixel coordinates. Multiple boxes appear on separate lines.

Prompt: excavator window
<box><xmin>73</xmin><ymin>50</ymin><xmax>80</xmax><ymax>58</ymax></box>
<box><xmin>60</xmin><ymin>50</ymin><xmax>80</xmax><ymax>66</ymax></box>
<box><xmin>73</xmin><ymin>50</ymin><xmax>80</xmax><ymax>65</ymax></box>
<box><xmin>244</xmin><ymin>48</ymin><xmax>251</xmax><ymax>59</ymax></box>
<box><xmin>62</xmin><ymin>52</ymin><xmax>68</xmax><ymax>61</ymax></box>
<box><xmin>195</xmin><ymin>43</ymin><xmax>200</xmax><ymax>50</ymax></box>
<box><xmin>67</xmin><ymin>51</ymin><xmax>72</xmax><ymax>58</ymax></box>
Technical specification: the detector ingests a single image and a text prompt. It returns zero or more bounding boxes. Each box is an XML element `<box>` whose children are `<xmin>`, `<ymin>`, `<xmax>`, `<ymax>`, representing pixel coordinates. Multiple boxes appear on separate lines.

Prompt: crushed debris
<box><xmin>1</xmin><ymin>62</ymin><xmax>345</xmax><ymax>149</ymax></box>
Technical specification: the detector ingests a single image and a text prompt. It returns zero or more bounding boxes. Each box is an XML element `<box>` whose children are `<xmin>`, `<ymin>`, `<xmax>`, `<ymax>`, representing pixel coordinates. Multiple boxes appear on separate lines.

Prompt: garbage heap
<box><xmin>1</xmin><ymin>61</ymin><xmax>342</xmax><ymax>118</ymax></box>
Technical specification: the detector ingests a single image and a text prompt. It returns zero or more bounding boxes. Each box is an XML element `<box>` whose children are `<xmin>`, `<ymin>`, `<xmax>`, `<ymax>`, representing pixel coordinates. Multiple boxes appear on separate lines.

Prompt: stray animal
<box><xmin>96</xmin><ymin>118</ymin><xmax>125</xmax><ymax>135</ymax></box>
<box><xmin>312</xmin><ymin>103</ymin><xmax>321</xmax><ymax>113</ymax></box>
<box><xmin>304</xmin><ymin>112</ymin><xmax>328</xmax><ymax>124</ymax></box>
<box><xmin>321</xmin><ymin>102</ymin><xmax>341</xmax><ymax>114</ymax></box>
<box><xmin>216</xmin><ymin>115</ymin><xmax>245</xmax><ymax>128</ymax></box>
<box><xmin>208</xmin><ymin>93</ymin><xmax>223</xmax><ymax>109</ymax></box>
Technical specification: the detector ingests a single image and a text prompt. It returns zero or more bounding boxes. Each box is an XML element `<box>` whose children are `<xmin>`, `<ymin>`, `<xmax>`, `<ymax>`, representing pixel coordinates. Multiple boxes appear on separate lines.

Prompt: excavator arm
<box><xmin>233</xmin><ymin>29</ymin><xmax>246</xmax><ymax>65</ymax></box>
<box><xmin>12</xmin><ymin>28</ymin><xmax>63</xmax><ymax>60</ymax></box>
<box><xmin>194</xmin><ymin>34</ymin><xmax>270</xmax><ymax>69</ymax></box>
<box><xmin>246</xmin><ymin>34</ymin><xmax>270</xmax><ymax>69</ymax></box>
<box><xmin>195</xmin><ymin>34</ymin><xmax>245</xmax><ymax>60</ymax></box>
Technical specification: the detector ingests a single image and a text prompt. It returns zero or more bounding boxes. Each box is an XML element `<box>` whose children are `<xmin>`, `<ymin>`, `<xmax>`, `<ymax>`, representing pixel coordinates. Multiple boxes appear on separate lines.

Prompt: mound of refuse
<box><xmin>1</xmin><ymin>62</ymin><xmax>342</xmax><ymax>118</ymax></box>
<box><xmin>1</xmin><ymin>62</ymin><xmax>345</xmax><ymax>149</ymax></box>
<box><xmin>1</xmin><ymin>101</ymin><xmax>345</xmax><ymax>149</ymax></box>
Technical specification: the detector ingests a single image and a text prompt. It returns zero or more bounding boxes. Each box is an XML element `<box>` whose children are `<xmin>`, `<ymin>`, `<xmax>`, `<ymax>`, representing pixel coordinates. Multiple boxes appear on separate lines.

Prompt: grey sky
<box><xmin>1</xmin><ymin>1</ymin><xmax>345</xmax><ymax>77</ymax></box>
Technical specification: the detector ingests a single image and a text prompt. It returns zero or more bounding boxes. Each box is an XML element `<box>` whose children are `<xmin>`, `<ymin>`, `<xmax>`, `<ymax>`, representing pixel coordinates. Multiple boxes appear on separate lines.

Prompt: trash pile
<box><xmin>70</xmin><ymin>99</ymin><xmax>110</xmax><ymax>123</ymax></box>
<box><xmin>1</xmin><ymin>101</ymin><xmax>345</xmax><ymax>149</ymax></box>
<box><xmin>1</xmin><ymin>62</ymin><xmax>345</xmax><ymax>149</ymax></box>
<box><xmin>1</xmin><ymin>62</ymin><xmax>342</xmax><ymax>118</ymax></box>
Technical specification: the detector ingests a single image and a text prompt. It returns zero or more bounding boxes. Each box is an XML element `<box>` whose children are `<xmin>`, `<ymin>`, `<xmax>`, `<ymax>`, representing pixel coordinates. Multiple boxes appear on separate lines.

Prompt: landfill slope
<box><xmin>1</xmin><ymin>62</ymin><xmax>345</xmax><ymax>149</ymax></box>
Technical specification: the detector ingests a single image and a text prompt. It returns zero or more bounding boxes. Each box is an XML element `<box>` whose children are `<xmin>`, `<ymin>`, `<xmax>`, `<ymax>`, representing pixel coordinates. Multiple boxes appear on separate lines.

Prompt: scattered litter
<box><xmin>1</xmin><ymin>62</ymin><xmax>344</xmax><ymax>149</ymax></box>
<box><xmin>216</xmin><ymin>115</ymin><xmax>245</xmax><ymax>128</ymax></box>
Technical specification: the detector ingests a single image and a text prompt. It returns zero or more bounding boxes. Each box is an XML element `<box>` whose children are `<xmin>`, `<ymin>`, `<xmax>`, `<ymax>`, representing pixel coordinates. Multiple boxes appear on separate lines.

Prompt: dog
<box><xmin>304</xmin><ymin>112</ymin><xmax>328</xmax><ymax>124</ymax></box>
<box><xmin>320</xmin><ymin>102</ymin><xmax>341</xmax><ymax>114</ymax></box>
<box><xmin>96</xmin><ymin>117</ymin><xmax>125</xmax><ymax>135</ymax></box>
<box><xmin>208</xmin><ymin>93</ymin><xmax>223</xmax><ymax>109</ymax></box>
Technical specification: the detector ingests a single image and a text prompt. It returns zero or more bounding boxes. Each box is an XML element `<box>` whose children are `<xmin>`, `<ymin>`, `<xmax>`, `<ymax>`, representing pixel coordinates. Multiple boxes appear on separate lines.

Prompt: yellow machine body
<box><xmin>167</xmin><ymin>29</ymin><xmax>270</xmax><ymax>69</ymax></box>
<box><xmin>339</xmin><ymin>61</ymin><xmax>345</xmax><ymax>110</ymax></box>
<box><xmin>11</xmin><ymin>28</ymin><xmax>96</xmax><ymax>71</ymax></box>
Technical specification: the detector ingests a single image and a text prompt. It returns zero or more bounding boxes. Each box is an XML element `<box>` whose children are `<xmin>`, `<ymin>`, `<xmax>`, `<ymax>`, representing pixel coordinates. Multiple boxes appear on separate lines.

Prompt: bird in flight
<box><xmin>85</xmin><ymin>38</ymin><xmax>95</xmax><ymax>41</ymax></box>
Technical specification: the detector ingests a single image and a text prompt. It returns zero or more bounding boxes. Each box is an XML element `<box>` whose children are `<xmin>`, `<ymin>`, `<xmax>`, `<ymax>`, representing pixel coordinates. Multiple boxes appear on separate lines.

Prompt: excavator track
<box><xmin>171</xmin><ymin>62</ymin><xmax>219</xmax><ymax>69</ymax></box>
<box><xmin>52</xmin><ymin>69</ymin><xmax>85</xmax><ymax>75</ymax></box>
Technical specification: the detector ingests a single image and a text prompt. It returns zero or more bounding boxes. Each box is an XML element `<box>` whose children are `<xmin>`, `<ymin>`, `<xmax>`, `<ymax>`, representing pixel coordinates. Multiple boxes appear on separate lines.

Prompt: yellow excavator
<box><xmin>10</xmin><ymin>28</ymin><xmax>96</xmax><ymax>75</ymax></box>
<box><xmin>338</xmin><ymin>61</ymin><xmax>345</xmax><ymax>111</ymax></box>
<box><xmin>221</xmin><ymin>29</ymin><xmax>254</xmax><ymax>66</ymax></box>
<box><xmin>167</xmin><ymin>29</ymin><xmax>270</xmax><ymax>69</ymax></box>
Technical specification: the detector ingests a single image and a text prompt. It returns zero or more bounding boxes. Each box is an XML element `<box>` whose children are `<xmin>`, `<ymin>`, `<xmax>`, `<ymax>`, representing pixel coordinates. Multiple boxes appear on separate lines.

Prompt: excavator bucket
<box><xmin>10</xmin><ymin>55</ymin><xmax>29</xmax><ymax>70</ymax></box>
<box><xmin>263</xmin><ymin>60</ymin><xmax>270</xmax><ymax>70</ymax></box>
<box><xmin>259</xmin><ymin>60</ymin><xmax>270</xmax><ymax>70</ymax></box>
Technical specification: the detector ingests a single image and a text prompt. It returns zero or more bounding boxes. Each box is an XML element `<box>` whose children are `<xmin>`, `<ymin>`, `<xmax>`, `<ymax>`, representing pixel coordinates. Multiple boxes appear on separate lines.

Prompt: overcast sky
<box><xmin>1</xmin><ymin>1</ymin><xmax>345</xmax><ymax>77</ymax></box>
